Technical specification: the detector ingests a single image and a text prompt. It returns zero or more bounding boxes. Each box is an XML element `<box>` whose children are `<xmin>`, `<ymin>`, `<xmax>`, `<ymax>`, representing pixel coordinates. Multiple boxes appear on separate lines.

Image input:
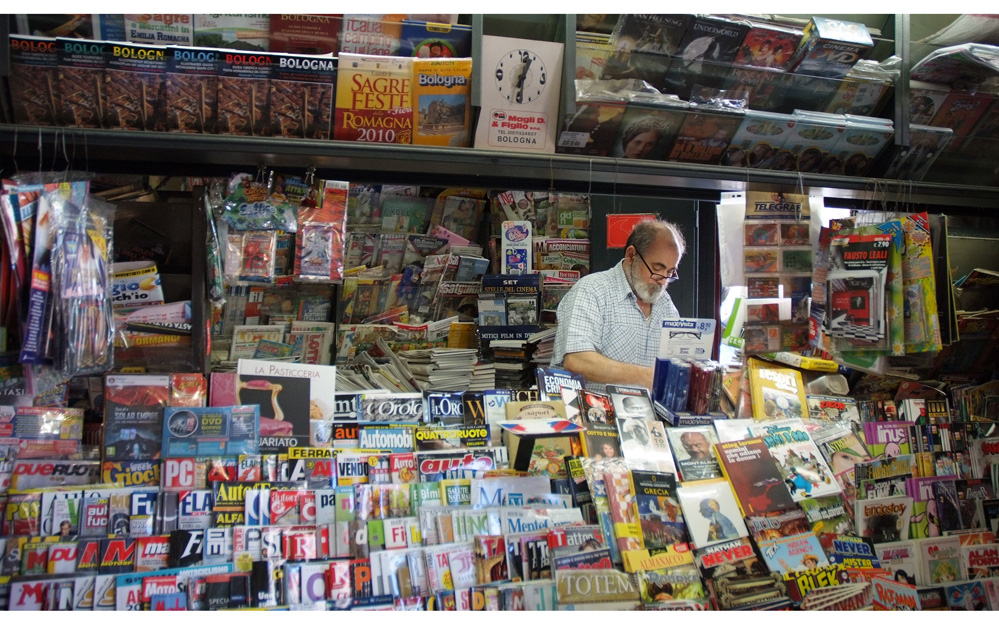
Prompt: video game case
<box><xmin>103</xmin><ymin>373</ymin><xmax>171</xmax><ymax>462</ymax></box>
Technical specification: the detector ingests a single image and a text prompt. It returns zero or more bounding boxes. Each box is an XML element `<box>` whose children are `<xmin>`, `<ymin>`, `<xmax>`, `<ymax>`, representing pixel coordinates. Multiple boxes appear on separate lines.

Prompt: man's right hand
<box><xmin>562</xmin><ymin>350</ymin><xmax>656</xmax><ymax>392</ymax></box>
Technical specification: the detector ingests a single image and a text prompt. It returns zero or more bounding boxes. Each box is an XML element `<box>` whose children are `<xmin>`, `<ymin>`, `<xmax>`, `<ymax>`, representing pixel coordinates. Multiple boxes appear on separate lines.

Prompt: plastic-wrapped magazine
<box><xmin>911</xmin><ymin>43</ymin><xmax>999</xmax><ymax>87</ymax></box>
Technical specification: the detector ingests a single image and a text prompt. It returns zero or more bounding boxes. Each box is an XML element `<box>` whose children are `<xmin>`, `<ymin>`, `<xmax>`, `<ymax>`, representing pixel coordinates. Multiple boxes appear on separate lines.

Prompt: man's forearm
<box><xmin>561</xmin><ymin>351</ymin><xmax>654</xmax><ymax>390</ymax></box>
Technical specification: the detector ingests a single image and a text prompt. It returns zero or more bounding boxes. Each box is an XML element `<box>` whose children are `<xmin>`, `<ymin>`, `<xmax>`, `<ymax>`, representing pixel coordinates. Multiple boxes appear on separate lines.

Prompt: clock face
<box><xmin>494</xmin><ymin>49</ymin><xmax>547</xmax><ymax>104</ymax></box>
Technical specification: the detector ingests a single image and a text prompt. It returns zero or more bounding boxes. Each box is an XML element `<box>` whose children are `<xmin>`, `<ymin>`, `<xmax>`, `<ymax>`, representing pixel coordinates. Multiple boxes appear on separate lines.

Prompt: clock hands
<box><xmin>515</xmin><ymin>52</ymin><xmax>533</xmax><ymax>104</ymax></box>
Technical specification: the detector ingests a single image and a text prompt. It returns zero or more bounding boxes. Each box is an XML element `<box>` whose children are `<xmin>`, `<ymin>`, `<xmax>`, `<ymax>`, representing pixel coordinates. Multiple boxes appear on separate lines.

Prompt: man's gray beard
<box><xmin>628</xmin><ymin>261</ymin><xmax>664</xmax><ymax>304</ymax></box>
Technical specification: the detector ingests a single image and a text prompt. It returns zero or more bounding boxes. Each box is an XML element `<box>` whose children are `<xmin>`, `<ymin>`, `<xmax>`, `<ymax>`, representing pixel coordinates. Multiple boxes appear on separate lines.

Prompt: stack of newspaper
<box><xmin>402</xmin><ymin>347</ymin><xmax>479</xmax><ymax>391</ymax></box>
<box><xmin>337</xmin><ymin>337</ymin><xmax>421</xmax><ymax>392</ymax></box>
<box><xmin>529</xmin><ymin>327</ymin><xmax>558</xmax><ymax>365</ymax></box>
<box><xmin>469</xmin><ymin>361</ymin><xmax>497</xmax><ymax>392</ymax></box>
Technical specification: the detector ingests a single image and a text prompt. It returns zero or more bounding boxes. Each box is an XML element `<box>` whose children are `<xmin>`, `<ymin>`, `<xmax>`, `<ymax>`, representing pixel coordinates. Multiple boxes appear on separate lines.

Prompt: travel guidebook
<box><xmin>629</xmin><ymin>470</ymin><xmax>689</xmax><ymax>548</ymax></box>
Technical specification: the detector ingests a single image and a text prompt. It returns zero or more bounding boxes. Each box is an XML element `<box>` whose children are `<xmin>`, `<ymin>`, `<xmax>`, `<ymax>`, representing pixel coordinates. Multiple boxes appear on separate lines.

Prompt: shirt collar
<box><xmin>612</xmin><ymin>260</ymin><xmax>636</xmax><ymax>304</ymax></box>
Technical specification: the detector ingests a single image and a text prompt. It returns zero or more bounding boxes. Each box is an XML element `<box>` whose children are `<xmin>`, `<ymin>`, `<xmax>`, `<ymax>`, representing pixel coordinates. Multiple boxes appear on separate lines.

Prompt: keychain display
<box><xmin>295</xmin><ymin>179</ymin><xmax>349</xmax><ymax>283</ymax></box>
<box><xmin>51</xmin><ymin>194</ymin><xmax>115</xmax><ymax>380</ymax></box>
<box><xmin>221</xmin><ymin>171</ymin><xmax>298</xmax><ymax>232</ymax></box>
<box><xmin>204</xmin><ymin>190</ymin><xmax>226</xmax><ymax>305</ymax></box>
<box><xmin>225</xmin><ymin>230</ymin><xmax>278</xmax><ymax>284</ymax></box>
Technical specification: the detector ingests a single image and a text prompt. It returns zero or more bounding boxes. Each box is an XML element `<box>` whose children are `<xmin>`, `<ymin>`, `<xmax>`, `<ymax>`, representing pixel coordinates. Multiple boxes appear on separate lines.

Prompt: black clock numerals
<box><xmin>495</xmin><ymin>67</ymin><xmax>504</xmax><ymax>83</ymax></box>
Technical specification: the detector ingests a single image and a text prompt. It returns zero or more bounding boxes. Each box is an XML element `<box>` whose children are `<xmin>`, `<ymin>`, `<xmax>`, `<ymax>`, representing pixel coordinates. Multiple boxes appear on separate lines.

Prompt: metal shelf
<box><xmin>1</xmin><ymin>124</ymin><xmax>997</xmax><ymax>208</ymax></box>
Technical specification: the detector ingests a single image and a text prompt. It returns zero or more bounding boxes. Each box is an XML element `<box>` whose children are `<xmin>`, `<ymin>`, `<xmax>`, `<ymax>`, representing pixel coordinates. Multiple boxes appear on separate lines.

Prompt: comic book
<box><xmin>961</xmin><ymin>543</ymin><xmax>999</xmax><ymax>579</ymax></box>
<box><xmin>862</xmin><ymin>421</ymin><xmax>914</xmax><ymax>458</ymax></box>
<box><xmin>917</xmin><ymin>536</ymin><xmax>964</xmax><ymax>588</ymax></box>
<box><xmin>665</xmin><ymin>426</ymin><xmax>722</xmax><ymax>482</ymax></box>
<box><xmin>635</xmin><ymin>564</ymin><xmax>705</xmax><ymax>604</ymax></box>
<box><xmin>932</xmin><ymin>480</ymin><xmax>965</xmax><ymax>534</ymax></box>
<box><xmin>748</xmin><ymin>418</ymin><xmax>841</xmax><ymax>501</ymax></box>
<box><xmin>714</xmin><ymin>437</ymin><xmax>797</xmax><ymax>516</ymax></box>
<box><xmin>968</xmin><ymin>437</ymin><xmax>999</xmax><ymax>480</ymax></box>
<box><xmin>758</xmin><ymin>531</ymin><xmax>829</xmax><ymax>575</ymax></box>
<box><xmin>873</xmin><ymin>540</ymin><xmax>921</xmax><ymax>585</ymax></box>
<box><xmin>676</xmin><ymin>478</ymin><xmax>749</xmax><ymax>550</ymax></box>
<box><xmin>334</xmin><ymin>53</ymin><xmax>413</xmax><ymax>144</ymax></box>
<box><xmin>806</xmin><ymin>395</ymin><xmax>860</xmax><ymax>424</ymax></box>
<box><xmin>855</xmin><ymin>496</ymin><xmax>914</xmax><ymax>545</ymax></box>
<box><xmin>943</xmin><ymin>579</ymin><xmax>990</xmax><ymax>610</ymax></box>
<box><xmin>746</xmin><ymin>357</ymin><xmax>807</xmax><ymax>421</ymax></box>
<box><xmin>745</xmin><ymin>507</ymin><xmax>812</xmax><ymax>544</ymax></box>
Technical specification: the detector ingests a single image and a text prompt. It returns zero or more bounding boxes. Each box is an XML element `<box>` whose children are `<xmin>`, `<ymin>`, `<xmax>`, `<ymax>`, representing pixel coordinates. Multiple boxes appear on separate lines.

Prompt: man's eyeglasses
<box><xmin>635</xmin><ymin>249</ymin><xmax>679</xmax><ymax>284</ymax></box>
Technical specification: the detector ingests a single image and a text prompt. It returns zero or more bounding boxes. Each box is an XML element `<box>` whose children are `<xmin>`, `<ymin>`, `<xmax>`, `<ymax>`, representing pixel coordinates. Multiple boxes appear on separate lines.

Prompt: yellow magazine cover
<box><xmin>412</xmin><ymin>57</ymin><xmax>472</xmax><ymax>147</ymax></box>
<box><xmin>747</xmin><ymin>357</ymin><xmax>807</xmax><ymax>421</ymax></box>
<box><xmin>334</xmin><ymin>52</ymin><xmax>413</xmax><ymax>143</ymax></box>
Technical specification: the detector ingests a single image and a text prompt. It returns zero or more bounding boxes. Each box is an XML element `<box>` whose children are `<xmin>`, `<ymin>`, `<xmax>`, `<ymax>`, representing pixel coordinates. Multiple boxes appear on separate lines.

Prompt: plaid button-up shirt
<box><xmin>551</xmin><ymin>260</ymin><xmax>680</xmax><ymax>392</ymax></box>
